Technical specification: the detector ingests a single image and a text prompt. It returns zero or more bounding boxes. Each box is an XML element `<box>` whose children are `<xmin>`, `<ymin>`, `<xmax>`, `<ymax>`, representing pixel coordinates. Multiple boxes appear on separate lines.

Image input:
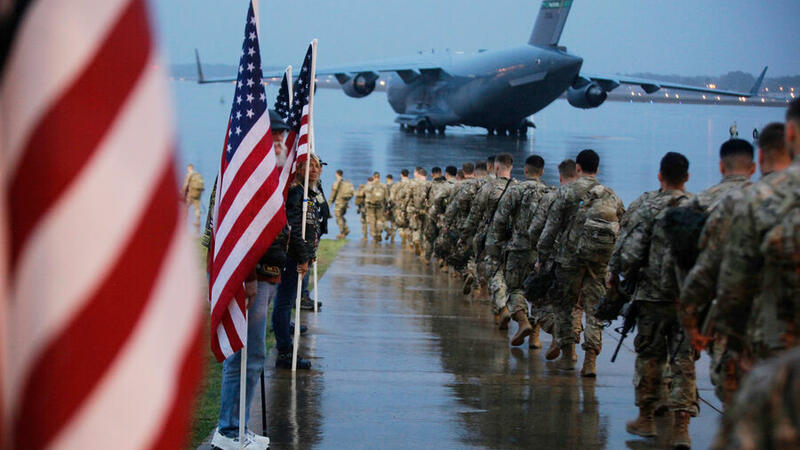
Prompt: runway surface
<box><xmin>202</xmin><ymin>240</ymin><xmax>724</xmax><ymax>449</ymax></box>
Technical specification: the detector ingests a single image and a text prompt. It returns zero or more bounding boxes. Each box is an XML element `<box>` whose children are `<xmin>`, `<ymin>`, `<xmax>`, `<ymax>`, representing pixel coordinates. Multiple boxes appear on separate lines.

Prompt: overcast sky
<box><xmin>149</xmin><ymin>0</ymin><xmax>800</xmax><ymax>77</ymax></box>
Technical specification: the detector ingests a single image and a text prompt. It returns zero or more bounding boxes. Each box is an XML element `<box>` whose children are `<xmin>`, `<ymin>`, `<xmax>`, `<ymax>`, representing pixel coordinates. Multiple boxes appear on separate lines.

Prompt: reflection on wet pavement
<box><xmin>251</xmin><ymin>241</ymin><xmax>722</xmax><ymax>449</ymax></box>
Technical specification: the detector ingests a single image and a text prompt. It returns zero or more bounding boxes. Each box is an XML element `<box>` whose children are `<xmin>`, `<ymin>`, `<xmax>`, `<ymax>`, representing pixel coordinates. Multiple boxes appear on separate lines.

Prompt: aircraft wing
<box><xmin>196</xmin><ymin>49</ymin><xmax>448</xmax><ymax>84</ymax></box>
<box><xmin>582</xmin><ymin>66</ymin><xmax>768</xmax><ymax>98</ymax></box>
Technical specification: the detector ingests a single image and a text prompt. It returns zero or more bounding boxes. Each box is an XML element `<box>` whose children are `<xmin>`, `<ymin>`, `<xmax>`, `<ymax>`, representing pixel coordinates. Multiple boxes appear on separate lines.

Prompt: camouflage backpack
<box><xmin>575</xmin><ymin>183</ymin><xmax>621</xmax><ymax>264</ymax></box>
<box><xmin>366</xmin><ymin>183</ymin><xmax>386</xmax><ymax>205</ymax></box>
<box><xmin>354</xmin><ymin>185</ymin><xmax>366</xmax><ymax>206</ymax></box>
<box><xmin>338</xmin><ymin>181</ymin><xmax>355</xmax><ymax>202</ymax></box>
<box><xmin>188</xmin><ymin>172</ymin><xmax>204</xmax><ymax>191</ymax></box>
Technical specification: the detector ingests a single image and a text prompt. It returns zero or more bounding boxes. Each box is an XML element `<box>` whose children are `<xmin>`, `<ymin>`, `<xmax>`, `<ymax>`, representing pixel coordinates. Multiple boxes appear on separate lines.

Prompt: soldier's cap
<box><xmin>268</xmin><ymin>109</ymin><xmax>291</xmax><ymax>131</ymax></box>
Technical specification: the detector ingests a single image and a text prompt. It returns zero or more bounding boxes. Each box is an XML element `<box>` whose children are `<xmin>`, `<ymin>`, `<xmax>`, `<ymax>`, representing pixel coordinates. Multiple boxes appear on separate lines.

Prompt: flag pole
<box><xmin>240</xmin><ymin>2</ymin><xmax>259</xmax><ymax>447</ymax></box>
<box><xmin>292</xmin><ymin>40</ymin><xmax>317</xmax><ymax>372</ymax></box>
<box><xmin>313</xmin><ymin>261</ymin><xmax>319</xmax><ymax>312</ymax></box>
<box><xmin>308</xmin><ymin>39</ymin><xmax>319</xmax><ymax>314</ymax></box>
<box><xmin>286</xmin><ymin>65</ymin><xmax>293</xmax><ymax>105</ymax></box>
<box><xmin>238</xmin><ymin>308</ymin><xmax>249</xmax><ymax>450</ymax></box>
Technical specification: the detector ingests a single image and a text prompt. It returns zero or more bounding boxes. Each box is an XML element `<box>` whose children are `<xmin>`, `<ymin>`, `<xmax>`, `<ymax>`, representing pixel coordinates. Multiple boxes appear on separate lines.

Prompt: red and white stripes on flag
<box><xmin>0</xmin><ymin>0</ymin><xmax>204</xmax><ymax>449</ymax></box>
<box><xmin>208</xmin><ymin>1</ymin><xmax>286</xmax><ymax>362</ymax></box>
<box><xmin>278</xmin><ymin>132</ymin><xmax>297</xmax><ymax>199</ymax></box>
<box><xmin>294</xmin><ymin>105</ymin><xmax>311</xmax><ymax>166</ymax></box>
<box><xmin>277</xmin><ymin>106</ymin><xmax>308</xmax><ymax>199</ymax></box>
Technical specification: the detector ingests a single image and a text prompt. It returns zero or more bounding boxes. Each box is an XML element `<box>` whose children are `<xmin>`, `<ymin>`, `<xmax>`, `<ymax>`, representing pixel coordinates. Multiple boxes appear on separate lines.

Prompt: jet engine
<box><xmin>339</xmin><ymin>72</ymin><xmax>378</xmax><ymax>98</ymax></box>
<box><xmin>566</xmin><ymin>82</ymin><xmax>607</xmax><ymax>109</ymax></box>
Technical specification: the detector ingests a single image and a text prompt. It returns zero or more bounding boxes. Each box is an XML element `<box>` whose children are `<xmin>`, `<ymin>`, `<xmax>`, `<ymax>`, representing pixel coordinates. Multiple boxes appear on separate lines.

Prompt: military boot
<box><xmin>414</xmin><ymin>241</ymin><xmax>422</xmax><ymax>256</ymax></box>
<box><xmin>400</xmin><ymin>233</ymin><xmax>406</xmax><ymax>246</ymax></box>
<box><xmin>581</xmin><ymin>349</ymin><xmax>597</xmax><ymax>377</ymax></box>
<box><xmin>553</xmin><ymin>344</ymin><xmax>576</xmax><ymax>370</ymax></box>
<box><xmin>498</xmin><ymin>306</ymin><xmax>511</xmax><ymax>330</ymax></box>
<box><xmin>510</xmin><ymin>311</ymin><xmax>533</xmax><ymax>346</ymax></box>
<box><xmin>528</xmin><ymin>324</ymin><xmax>542</xmax><ymax>349</ymax></box>
<box><xmin>671</xmin><ymin>411</ymin><xmax>691</xmax><ymax>449</ymax></box>
<box><xmin>462</xmin><ymin>273</ymin><xmax>474</xmax><ymax>295</ymax></box>
<box><xmin>625</xmin><ymin>405</ymin><xmax>657</xmax><ymax>437</ymax></box>
<box><xmin>545</xmin><ymin>337</ymin><xmax>560</xmax><ymax>360</ymax></box>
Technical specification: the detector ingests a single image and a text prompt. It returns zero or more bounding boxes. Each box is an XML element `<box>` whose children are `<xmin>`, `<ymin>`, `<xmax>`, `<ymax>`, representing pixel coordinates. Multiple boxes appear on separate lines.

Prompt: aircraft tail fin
<box><xmin>194</xmin><ymin>48</ymin><xmax>206</xmax><ymax>83</ymax></box>
<box><xmin>749</xmin><ymin>66</ymin><xmax>767</xmax><ymax>97</ymax></box>
<box><xmin>528</xmin><ymin>0</ymin><xmax>573</xmax><ymax>47</ymax></box>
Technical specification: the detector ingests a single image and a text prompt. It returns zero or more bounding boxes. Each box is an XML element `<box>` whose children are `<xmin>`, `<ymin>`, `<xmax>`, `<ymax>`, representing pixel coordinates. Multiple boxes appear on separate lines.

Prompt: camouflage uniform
<box><xmin>183</xmin><ymin>170</ymin><xmax>205</xmax><ymax>229</ymax></box>
<box><xmin>688</xmin><ymin>174</ymin><xmax>751</xmax><ymax>212</ymax></box>
<box><xmin>528</xmin><ymin>189</ymin><xmax>566</xmax><ymax>337</ymax></box>
<box><xmin>384</xmin><ymin>180</ymin><xmax>397</xmax><ymax>241</ymax></box>
<box><xmin>409</xmin><ymin>178</ymin><xmax>431</xmax><ymax>252</ymax></box>
<box><xmin>488</xmin><ymin>178</ymin><xmax>551</xmax><ymax>315</ymax></box>
<box><xmin>463</xmin><ymin>176</ymin><xmax>515</xmax><ymax>312</ymax></box>
<box><xmin>716</xmin><ymin>160</ymin><xmax>800</xmax><ymax>364</ymax></box>
<box><xmin>330</xmin><ymin>178</ymin><xmax>354</xmax><ymax>238</ymax></box>
<box><xmin>355</xmin><ymin>184</ymin><xmax>368</xmax><ymax>238</ymax></box>
<box><xmin>614</xmin><ymin>189</ymin><xmax>698</xmax><ymax>416</ymax></box>
<box><xmin>423</xmin><ymin>177</ymin><xmax>454</xmax><ymax>259</ymax></box>
<box><xmin>538</xmin><ymin>176</ymin><xmax>624</xmax><ymax>355</ymax></box>
<box><xmin>393</xmin><ymin>179</ymin><xmax>413</xmax><ymax>243</ymax></box>
<box><xmin>678</xmin><ymin>175</ymin><xmax>752</xmax><ymax>404</ymax></box>
<box><xmin>365</xmin><ymin>179</ymin><xmax>388</xmax><ymax>240</ymax></box>
<box><xmin>440</xmin><ymin>177</ymin><xmax>483</xmax><ymax>270</ymax></box>
<box><xmin>711</xmin><ymin>347</ymin><xmax>800</xmax><ymax>450</ymax></box>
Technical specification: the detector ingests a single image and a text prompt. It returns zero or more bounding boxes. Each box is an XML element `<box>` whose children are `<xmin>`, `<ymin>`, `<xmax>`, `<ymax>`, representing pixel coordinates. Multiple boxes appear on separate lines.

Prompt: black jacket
<box><xmin>286</xmin><ymin>183</ymin><xmax>321</xmax><ymax>264</ymax></box>
<box><xmin>258</xmin><ymin>225</ymin><xmax>289</xmax><ymax>271</ymax></box>
<box><xmin>316</xmin><ymin>183</ymin><xmax>330</xmax><ymax>236</ymax></box>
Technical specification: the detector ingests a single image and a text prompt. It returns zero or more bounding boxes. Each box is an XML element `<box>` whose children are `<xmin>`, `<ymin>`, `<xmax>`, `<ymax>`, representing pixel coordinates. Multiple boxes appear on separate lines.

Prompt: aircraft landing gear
<box><xmin>486</xmin><ymin>127</ymin><xmax>495</xmax><ymax>136</ymax></box>
<box><xmin>437</xmin><ymin>126</ymin><xmax>446</xmax><ymax>134</ymax></box>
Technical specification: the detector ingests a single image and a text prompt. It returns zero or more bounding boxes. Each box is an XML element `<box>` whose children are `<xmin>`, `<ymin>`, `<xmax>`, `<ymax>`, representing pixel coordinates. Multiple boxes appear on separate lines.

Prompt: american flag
<box><xmin>208</xmin><ymin>1</ymin><xmax>286</xmax><ymax>362</ymax></box>
<box><xmin>288</xmin><ymin>44</ymin><xmax>314</xmax><ymax>167</ymax></box>
<box><xmin>276</xmin><ymin>69</ymin><xmax>298</xmax><ymax>199</ymax></box>
<box><xmin>0</xmin><ymin>0</ymin><xmax>203</xmax><ymax>448</ymax></box>
<box><xmin>275</xmin><ymin>70</ymin><xmax>291</xmax><ymax>120</ymax></box>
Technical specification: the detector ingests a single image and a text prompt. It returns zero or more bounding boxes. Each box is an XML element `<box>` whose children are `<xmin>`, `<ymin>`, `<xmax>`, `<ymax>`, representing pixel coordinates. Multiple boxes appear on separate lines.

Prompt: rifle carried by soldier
<box><xmin>611</xmin><ymin>300</ymin><xmax>638</xmax><ymax>363</ymax></box>
<box><xmin>595</xmin><ymin>275</ymin><xmax>638</xmax><ymax>363</ymax></box>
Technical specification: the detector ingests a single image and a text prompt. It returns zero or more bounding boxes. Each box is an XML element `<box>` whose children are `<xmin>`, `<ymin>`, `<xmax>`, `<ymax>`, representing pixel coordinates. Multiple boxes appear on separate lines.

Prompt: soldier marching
<box><xmin>329</xmin><ymin>98</ymin><xmax>800</xmax><ymax>450</ymax></box>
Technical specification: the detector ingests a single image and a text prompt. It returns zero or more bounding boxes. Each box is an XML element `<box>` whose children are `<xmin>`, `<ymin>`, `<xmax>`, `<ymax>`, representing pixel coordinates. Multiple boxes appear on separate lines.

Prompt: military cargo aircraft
<box><xmin>197</xmin><ymin>0</ymin><xmax>766</xmax><ymax>136</ymax></box>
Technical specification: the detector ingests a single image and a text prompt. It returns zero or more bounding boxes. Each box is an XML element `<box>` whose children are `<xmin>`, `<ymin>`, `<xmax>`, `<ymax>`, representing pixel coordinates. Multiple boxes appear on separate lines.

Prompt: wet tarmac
<box><xmin>205</xmin><ymin>240</ymin><xmax>724</xmax><ymax>449</ymax></box>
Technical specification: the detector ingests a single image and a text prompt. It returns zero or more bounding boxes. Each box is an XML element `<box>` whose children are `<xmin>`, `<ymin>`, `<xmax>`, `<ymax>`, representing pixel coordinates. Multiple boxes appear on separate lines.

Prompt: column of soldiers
<box><xmin>333</xmin><ymin>98</ymin><xmax>800</xmax><ymax>449</ymax></box>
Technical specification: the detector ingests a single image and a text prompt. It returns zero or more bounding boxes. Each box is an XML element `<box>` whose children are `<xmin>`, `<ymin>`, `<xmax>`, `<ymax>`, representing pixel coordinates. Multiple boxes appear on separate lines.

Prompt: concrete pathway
<box><xmin>203</xmin><ymin>240</ymin><xmax>723</xmax><ymax>449</ymax></box>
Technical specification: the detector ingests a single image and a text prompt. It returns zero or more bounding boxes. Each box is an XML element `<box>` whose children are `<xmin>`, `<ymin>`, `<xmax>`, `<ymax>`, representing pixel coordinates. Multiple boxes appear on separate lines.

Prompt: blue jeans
<box><xmin>273</xmin><ymin>257</ymin><xmax>304</xmax><ymax>353</ymax></box>
<box><xmin>217</xmin><ymin>281</ymin><xmax>276</xmax><ymax>437</ymax></box>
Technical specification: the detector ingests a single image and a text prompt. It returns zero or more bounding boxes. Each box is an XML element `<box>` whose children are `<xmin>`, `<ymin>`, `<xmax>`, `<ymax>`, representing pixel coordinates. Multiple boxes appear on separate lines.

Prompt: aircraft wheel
<box><xmin>405</xmin><ymin>125</ymin><xmax>415</xmax><ymax>133</ymax></box>
<box><xmin>399</xmin><ymin>124</ymin><xmax>405</xmax><ymax>131</ymax></box>
<box><xmin>498</xmin><ymin>128</ymin><xmax>507</xmax><ymax>136</ymax></box>
<box><xmin>437</xmin><ymin>126</ymin><xmax>446</xmax><ymax>134</ymax></box>
<box><xmin>486</xmin><ymin>128</ymin><xmax>495</xmax><ymax>135</ymax></box>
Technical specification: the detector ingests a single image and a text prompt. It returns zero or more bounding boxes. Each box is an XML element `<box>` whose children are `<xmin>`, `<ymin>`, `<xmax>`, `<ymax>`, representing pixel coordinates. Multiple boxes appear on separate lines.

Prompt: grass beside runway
<box><xmin>188</xmin><ymin>238</ymin><xmax>347</xmax><ymax>449</ymax></box>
